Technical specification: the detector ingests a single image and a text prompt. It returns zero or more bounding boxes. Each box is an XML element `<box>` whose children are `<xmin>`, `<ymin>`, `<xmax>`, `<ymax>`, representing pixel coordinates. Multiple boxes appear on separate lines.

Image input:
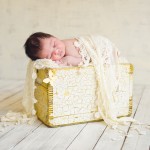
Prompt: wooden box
<box><xmin>34</xmin><ymin>63</ymin><xmax>133</xmax><ymax>127</ymax></box>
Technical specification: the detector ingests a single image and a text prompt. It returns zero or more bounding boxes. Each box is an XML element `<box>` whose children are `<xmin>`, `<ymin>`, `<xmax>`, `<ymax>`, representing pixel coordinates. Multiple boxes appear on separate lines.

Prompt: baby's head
<box><xmin>24</xmin><ymin>32</ymin><xmax>66</xmax><ymax>61</ymax></box>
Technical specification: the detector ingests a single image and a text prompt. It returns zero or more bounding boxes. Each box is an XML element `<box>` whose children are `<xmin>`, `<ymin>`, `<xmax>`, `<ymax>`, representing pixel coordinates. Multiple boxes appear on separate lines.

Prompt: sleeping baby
<box><xmin>24</xmin><ymin>32</ymin><xmax>118</xmax><ymax>66</ymax></box>
<box><xmin>24</xmin><ymin>32</ymin><xmax>85</xmax><ymax>66</ymax></box>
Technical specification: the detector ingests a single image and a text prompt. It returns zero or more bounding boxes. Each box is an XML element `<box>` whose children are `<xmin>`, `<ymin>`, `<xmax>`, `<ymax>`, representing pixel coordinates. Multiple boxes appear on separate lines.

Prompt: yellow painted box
<box><xmin>34</xmin><ymin>63</ymin><xmax>133</xmax><ymax>127</ymax></box>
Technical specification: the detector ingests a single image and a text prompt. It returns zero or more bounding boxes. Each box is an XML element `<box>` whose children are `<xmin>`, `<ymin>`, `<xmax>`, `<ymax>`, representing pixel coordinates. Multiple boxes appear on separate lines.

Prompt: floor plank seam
<box><xmin>0</xmin><ymin>89</ymin><xmax>23</xmax><ymax>102</ymax></box>
<box><xmin>9</xmin><ymin>122</ymin><xmax>61</xmax><ymax>150</ymax></box>
<box><xmin>38</xmin><ymin>127</ymin><xmax>62</xmax><ymax>149</ymax></box>
<box><xmin>0</xmin><ymin>126</ymin><xmax>16</xmax><ymax>139</ymax></box>
<box><xmin>9</xmin><ymin>122</ymin><xmax>43</xmax><ymax>150</ymax></box>
<box><xmin>91</xmin><ymin>125</ymin><xmax>108</xmax><ymax>150</ymax></box>
<box><xmin>0</xmin><ymin>108</ymin><xmax>29</xmax><ymax>139</ymax></box>
<box><xmin>0</xmin><ymin>94</ymin><xmax>22</xmax><ymax>106</ymax></box>
<box><xmin>0</xmin><ymin>83</ymin><xmax>23</xmax><ymax>91</ymax></box>
<box><xmin>0</xmin><ymin>100</ymin><xmax>21</xmax><ymax>113</ymax></box>
<box><xmin>0</xmin><ymin>98</ymin><xmax>21</xmax><ymax>109</ymax></box>
<box><xmin>120</xmin><ymin>86</ymin><xmax>146</xmax><ymax>150</ymax></box>
<box><xmin>7</xmin><ymin>98</ymin><xmax>22</xmax><ymax>106</ymax></box>
<box><xmin>0</xmin><ymin>100</ymin><xmax>23</xmax><ymax>139</ymax></box>
<box><xmin>65</xmin><ymin>123</ymin><xmax>87</xmax><ymax>150</ymax></box>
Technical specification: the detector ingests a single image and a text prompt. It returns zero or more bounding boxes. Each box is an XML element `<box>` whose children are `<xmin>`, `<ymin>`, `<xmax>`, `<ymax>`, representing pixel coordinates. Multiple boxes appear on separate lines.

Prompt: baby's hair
<box><xmin>24</xmin><ymin>32</ymin><xmax>54</xmax><ymax>60</ymax></box>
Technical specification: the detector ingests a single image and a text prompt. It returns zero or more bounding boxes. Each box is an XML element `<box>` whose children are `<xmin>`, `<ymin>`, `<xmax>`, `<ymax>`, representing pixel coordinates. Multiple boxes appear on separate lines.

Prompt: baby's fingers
<box><xmin>55</xmin><ymin>60</ymin><xmax>62</xmax><ymax>64</ymax></box>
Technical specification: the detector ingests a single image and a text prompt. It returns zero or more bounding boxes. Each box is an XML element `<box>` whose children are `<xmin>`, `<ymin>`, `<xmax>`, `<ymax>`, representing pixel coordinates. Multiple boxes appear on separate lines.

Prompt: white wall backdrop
<box><xmin>0</xmin><ymin>0</ymin><xmax>150</xmax><ymax>85</ymax></box>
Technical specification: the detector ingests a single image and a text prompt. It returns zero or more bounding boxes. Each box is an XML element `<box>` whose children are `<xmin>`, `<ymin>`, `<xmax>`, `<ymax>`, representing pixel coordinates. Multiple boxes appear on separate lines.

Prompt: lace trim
<box><xmin>74</xmin><ymin>38</ymin><xmax>91</xmax><ymax>67</ymax></box>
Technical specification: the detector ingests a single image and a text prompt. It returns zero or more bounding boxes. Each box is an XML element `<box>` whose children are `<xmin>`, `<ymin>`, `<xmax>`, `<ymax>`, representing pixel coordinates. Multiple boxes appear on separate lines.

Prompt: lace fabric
<box><xmin>73</xmin><ymin>39</ymin><xmax>92</xmax><ymax>67</ymax></box>
<box><xmin>74</xmin><ymin>37</ymin><xmax>119</xmax><ymax>69</ymax></box>
<box><xmin>74</xmin><ymin>35</ymin><xmax>149</xmax><ymax>135</ymax></box>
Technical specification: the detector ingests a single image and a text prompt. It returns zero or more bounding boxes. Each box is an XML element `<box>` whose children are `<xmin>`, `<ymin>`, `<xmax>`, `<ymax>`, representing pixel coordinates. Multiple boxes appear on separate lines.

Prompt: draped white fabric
<box><xmin>1</xmin><ymin>35</ymin><xmax>149</xmax><ymax>137</ymax></box>
<box><xmin>76</xmin><ymin>35</ymin><xmax>137</xmax><ymax>129</ymax></box>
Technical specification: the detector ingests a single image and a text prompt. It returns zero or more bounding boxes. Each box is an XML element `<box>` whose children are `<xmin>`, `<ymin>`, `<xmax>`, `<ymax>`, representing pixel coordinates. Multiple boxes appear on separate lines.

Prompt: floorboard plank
<box><xmin>0</xmin><ymin>119</ymin><xmax>41</xmax><ymax>150</ymax></box>
<box><xmin>66</xmin><ymin>122</ymin><xmax>107</xmax><ymax>150</ymax></box>
<box><xmin>0</xmin><ymin>99</ymin><xmax>42</xmax><ymax>150</ymax></box>
<box><xmin>0</xmin><ymin>84</ymin><xmax>85</xmax><ymax>150</ymax></box>
<box><xmin>12</xmin><ymin>123</ymin><xmax>86</xmax><ymax>150</ymax></box>
<box><xmin>0</xmin><ymin>80</ymin><xmax>23</xmax><ymax>91</ymax></box>
<box><xmin>11</xmin><ymin>123</ymin><xmax>60</xmax><ymax>150</ymax></box>
<box><xmin>11</xmin><ymin>86</ymin><xmax>145</xmax><ymax>150</ymax></box>
<box><xmin>0</xmin><ymin>80</ymin><xmax>21</xmax><ymax>89</ymax></box>
<box><xmin>0</xmin><ymin>92</ymin><xmax>23</xmax><ymax>112</ymax></box>
<box><xmin>0</xmin><ymin>82</ymin><xmax>148</xmax><ymax>150</ymax></box>
<box><xmin>92</xmin><ymin>85</ymin><xmax>145</xmax><ymax>150</ymax></box>
<box><xmin>0</xmin><ymin>100</ymin><xmax>24</xmax><ymax>137</ymax></box>
<box><xmin>122</xmin><ymin>86</ymin><xmax>150</xmax><ymax>150</ymax></box>
<box><xmin>0</xmin><ymin>81</ymin><xmax>24</xmax><ymax>101</ymax></box>
<box><xmin>0</xmin><ymin>82</ymin><xmax>12</xmax><ymax>89</ymax></box>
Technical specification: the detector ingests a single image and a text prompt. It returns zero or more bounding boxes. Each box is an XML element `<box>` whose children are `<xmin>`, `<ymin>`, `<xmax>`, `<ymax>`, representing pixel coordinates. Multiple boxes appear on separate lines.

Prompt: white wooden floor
<box><xmin>0</xmin><ymin>80</ymin><xmax>150</xmax><ymax>150</ymax></box>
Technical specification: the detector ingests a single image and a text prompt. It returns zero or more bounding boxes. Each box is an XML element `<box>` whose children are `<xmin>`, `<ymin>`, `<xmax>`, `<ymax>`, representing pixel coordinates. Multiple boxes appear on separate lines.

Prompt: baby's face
<box><xmin>38</xmin><ymin>37</ymin><xmax>66</xmax><ymax>61</ymax></box>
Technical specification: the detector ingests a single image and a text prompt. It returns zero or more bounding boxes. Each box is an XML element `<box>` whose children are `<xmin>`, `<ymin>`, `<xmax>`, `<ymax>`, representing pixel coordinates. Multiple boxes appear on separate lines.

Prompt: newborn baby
<box><xmin>24</xmin><ymin>32</ymin><xmax>83</xmax><ymax>66</ymax></box>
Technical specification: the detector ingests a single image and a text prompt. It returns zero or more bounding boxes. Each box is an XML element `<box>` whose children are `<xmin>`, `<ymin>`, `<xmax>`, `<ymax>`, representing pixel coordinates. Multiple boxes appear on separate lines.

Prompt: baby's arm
<box><xmin>58</xmin><ymin>56</ymin><xmax>82</xmax><ymax>66</ymax></box>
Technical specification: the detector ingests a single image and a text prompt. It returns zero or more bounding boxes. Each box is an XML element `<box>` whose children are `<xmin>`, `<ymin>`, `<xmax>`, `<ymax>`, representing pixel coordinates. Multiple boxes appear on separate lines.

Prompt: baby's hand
<box><xmin>55</xmin><ymin>60</ymin><xmax>62</xmax><ymax>64</ymax></box>
<box><xmin>54</xmin><ymin>58</ymin><xmax>68</xmax><ymax>66</ymax></box>
<box><xmin>55</xmin><ymin>56</ymin><xmax>82</xmax><ymax>66</ymax></box>
<box><xmin>59</xmin><ymin>57</ymin><xmax>69</xmax><ymax>65</ymax></box>
<box><xmin>60</xmin><ymin>56</ymin><xmax>82</xmax><ymax>66</ymax></box>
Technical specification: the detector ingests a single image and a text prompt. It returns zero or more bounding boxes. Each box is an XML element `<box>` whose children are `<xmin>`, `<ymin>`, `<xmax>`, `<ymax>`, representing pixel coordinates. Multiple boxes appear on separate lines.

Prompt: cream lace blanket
<box><xmin>1</xmin><ymin>35</ymin><xmax>149</xmax><ymax>137</ymax></box>
<box><xmin>75</xmin><ymin>35</ymin><xmax>137</xmax><ymax>128</ymax></box>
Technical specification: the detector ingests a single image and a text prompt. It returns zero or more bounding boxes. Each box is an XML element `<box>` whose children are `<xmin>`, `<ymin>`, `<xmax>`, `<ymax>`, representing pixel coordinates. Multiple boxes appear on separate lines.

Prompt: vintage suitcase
<box><xmin>34</xmin><ymin>63</ymin><xmax>133</xmax><ymax>127</ymax></box>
